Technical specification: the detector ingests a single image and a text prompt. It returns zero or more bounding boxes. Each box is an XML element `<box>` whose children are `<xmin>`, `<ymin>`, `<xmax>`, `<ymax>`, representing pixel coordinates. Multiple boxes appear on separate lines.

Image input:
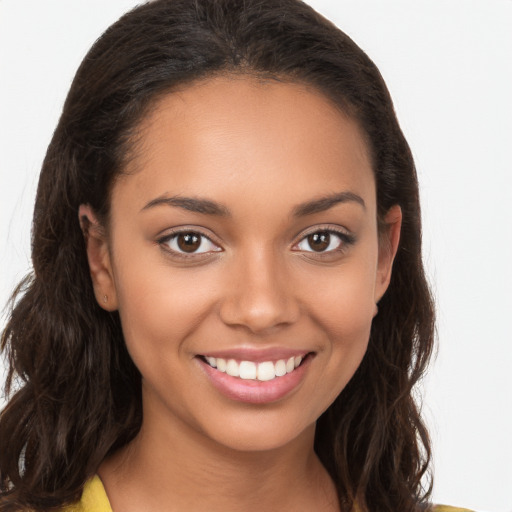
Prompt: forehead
<box><xmin>115</xmin><ymin>75</ymin><xmax>375</xmax><ymax>215</ymax></box>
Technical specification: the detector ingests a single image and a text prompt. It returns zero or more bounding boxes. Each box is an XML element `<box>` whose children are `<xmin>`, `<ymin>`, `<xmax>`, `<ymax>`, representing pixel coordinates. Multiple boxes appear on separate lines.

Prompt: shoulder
<box><xmin>60</xmin><ymin>476</ymin><xmax>112</xmax><ymax>512</ymax></box>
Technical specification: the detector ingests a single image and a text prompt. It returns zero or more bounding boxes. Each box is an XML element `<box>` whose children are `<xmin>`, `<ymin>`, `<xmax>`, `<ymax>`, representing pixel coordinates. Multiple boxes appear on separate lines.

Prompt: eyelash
<box><xmin>157</xmin><ymin>229</ymin><xmax>222</xmax><ymax>260</ymax></box>
<box><xmin>157</xmin><ymin>226</ymin><xmax>355</xmax><ymax>260</ymax></box>
<box><xmin>293</xmin><ymin>227</ymin><xmax>356</xmax><ymax>256</ymax></box>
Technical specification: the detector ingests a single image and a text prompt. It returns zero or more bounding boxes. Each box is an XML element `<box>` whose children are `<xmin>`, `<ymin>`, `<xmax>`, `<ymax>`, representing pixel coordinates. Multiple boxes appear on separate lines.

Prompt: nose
<box><xmin>219</xmin><ymin>246</ymin><xmax>300</xmax><ymax>334</ymax></box>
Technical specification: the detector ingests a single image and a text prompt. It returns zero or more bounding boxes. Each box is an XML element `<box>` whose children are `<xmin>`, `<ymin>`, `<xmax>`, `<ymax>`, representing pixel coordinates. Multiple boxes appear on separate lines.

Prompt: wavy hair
<box><xmin>0</xmin><ymin>1</ymin><xmax>435</xmax><ymax>510</ymax></box>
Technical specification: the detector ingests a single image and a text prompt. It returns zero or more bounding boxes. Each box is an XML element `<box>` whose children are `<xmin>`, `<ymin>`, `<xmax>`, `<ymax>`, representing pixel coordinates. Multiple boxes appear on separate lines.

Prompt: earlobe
<box><xmin>374</xmin><ymin>204</ymin><xmax>402</xmax><ymax>303</ymax></box>
<box><xmin>78</xmin><ymin>204</ymin><xmax>118</xmax><ymax>311</ymax></box>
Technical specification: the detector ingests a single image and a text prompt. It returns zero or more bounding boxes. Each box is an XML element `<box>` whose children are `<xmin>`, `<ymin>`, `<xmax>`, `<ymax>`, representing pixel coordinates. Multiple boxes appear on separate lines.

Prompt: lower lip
<box><xmin>198</xmin><ymin>356</ymin><xmax>311</xmax><ymax>404</ymax></box>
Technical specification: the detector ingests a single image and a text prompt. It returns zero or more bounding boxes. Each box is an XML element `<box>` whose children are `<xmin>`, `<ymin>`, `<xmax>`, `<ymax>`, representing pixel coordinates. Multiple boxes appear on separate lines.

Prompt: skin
<box><xmin>80</xmin><ymin>76</ymin><xmax>401</xmax><ymax>512</ymax></box>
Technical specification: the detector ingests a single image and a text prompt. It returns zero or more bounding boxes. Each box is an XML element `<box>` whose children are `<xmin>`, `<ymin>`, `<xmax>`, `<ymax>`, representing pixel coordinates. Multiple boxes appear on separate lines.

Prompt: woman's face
<box><xmin>85</xmin><ymin>76</ymin><xmax>400</xmax><ymax>453</ymax></box>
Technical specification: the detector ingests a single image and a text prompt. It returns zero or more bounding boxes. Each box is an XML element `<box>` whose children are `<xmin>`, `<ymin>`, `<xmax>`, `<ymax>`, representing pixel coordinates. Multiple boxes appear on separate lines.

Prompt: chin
<box><xmin>204</xmin><ymin>419</ymin><xmax>316</xmax><ymax>454</ymax></box>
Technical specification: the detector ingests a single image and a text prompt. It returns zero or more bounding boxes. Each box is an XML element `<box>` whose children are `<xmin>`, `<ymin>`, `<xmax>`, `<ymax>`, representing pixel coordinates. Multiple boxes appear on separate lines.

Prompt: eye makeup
<box><xmin>156</xmin><ymin>223</ymin><xmax>356</xmax><ymax>263</ymax></box>
<box><xmin>293</xmin><ymin>225</ymin><xmax>356</xmax><ymax>253</ymax></box>
<box><xmin>157</xmin><ymin>227</ymin><xmax>222</xmax><ymax>261</ymax></box>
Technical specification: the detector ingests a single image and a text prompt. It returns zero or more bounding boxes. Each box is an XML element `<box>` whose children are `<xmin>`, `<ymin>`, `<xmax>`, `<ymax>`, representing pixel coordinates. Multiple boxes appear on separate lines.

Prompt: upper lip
<box><xmin>197</xmin><ymin>347</ymin><xmax>312</xmax><ymax>363</ymax></box>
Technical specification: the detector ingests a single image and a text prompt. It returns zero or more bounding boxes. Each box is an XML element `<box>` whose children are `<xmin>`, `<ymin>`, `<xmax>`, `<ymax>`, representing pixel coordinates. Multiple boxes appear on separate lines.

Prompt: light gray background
<box><xmin>1</xmin><ymin>1</ymin><xmax>511</xmax><ymax>511</ymax></box>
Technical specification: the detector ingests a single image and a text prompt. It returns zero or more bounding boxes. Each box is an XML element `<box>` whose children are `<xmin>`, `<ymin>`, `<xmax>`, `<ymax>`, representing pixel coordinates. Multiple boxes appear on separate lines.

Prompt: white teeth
<box><xmin>239</xmin><ymin>361</ymin><xmax>257</xmax><ymax>379</ymax></box>
<box><xmin>216</xmin><ymin>358</ymin><xmax>227</xmax><ymax>372</ymax></box>
<box><xmin>274</xmin><ymin>359</ymin><xmax>287</xmax><ymax>377</ymax></box>
<box><xmin>257</xmin><ymin>361</ymin><xmax>275</xmax><ymax>381</ymax></box>
<box><xmin>226</xmin><ymin>359</ymin><xmax>239</xmax><ymax>377</ymax></box>
<box><xmin>203</xmin><ymin>354</ymin><xmax>306</xmax><ymax>381</ymax></box>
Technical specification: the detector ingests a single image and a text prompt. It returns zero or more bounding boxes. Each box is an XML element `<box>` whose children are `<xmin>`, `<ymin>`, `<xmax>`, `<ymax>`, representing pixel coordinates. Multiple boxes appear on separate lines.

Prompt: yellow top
<box><xmin>61</xmin><ymin>476</ymin><xmax>112</xmax><ymax>512</ymax></box>
<box><xmin>62</xmin><ymin>476</ymin><xmax>474</xmax><ymax>512</ymax></box>
<box><xmin>435</xmin><ymin>508</ymin><xmax>474</xmax><ymax>512</ymax></box>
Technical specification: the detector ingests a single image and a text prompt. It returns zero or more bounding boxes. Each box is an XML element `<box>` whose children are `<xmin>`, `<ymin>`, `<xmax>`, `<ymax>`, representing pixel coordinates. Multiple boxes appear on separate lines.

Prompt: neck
<box><xmin>99</xmin><ymin>412</ymin><xmax>339</xmax><ymax>511</ymax></box>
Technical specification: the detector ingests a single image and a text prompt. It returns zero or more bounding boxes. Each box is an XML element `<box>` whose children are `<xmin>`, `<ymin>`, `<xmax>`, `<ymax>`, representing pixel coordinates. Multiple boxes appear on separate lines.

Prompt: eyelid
<box><xmin>156</xmin><ymin>224</ymin><xmax>354</xmax><ymax>260</ymax></box>
<box><xmin>157</xmin><ymin>226</ymin><xmax>223</xmax><ymax>258</ymax></box>
<box><xmin>291</xmin><ymin>225</ymin><xmax>356</xmax><ymax>253</ymax></box>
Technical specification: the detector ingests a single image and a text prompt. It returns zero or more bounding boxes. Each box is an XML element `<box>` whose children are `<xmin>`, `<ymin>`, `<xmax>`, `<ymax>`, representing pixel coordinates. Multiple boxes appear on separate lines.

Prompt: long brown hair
<box><xmin>0</xmin><ymin>1</ymin><xmax>435</xmax><ymax>510</ymax></box>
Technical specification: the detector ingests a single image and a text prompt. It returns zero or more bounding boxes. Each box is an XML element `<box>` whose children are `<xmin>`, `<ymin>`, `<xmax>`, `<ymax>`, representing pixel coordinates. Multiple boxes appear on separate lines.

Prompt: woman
<box><xmin>0</xmin><ymin>0</ymin><xmax>472</xmax><ymax>510</ymax></box>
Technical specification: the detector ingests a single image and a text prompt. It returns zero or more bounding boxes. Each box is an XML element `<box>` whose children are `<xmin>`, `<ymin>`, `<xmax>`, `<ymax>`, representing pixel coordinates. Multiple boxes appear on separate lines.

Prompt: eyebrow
<box><xmin>292</xmin><ymin>191</ymin><xmax>366</xmax><ymax>217</ymax></box>
<box><xmin>141</xmin><ymin>191</ymin><xmax>365</xmax><ymax>217</ymax></box>
<box><xmin>141</xmin><ymin>195</ymin><xmax>230</xmax><ymax>216</ymax></box>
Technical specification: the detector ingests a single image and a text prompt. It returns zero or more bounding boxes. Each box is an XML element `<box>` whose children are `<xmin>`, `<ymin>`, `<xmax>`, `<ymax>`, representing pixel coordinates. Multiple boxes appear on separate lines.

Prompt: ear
<box><xmin>79</xmin><ymin>204</ymin><xmax>118</xmax><ymax>311</ymax></box>
<box><xmin>374</xmin><ymin>204</ymin><xmax>402</xmax><ymax>305</ymax></box>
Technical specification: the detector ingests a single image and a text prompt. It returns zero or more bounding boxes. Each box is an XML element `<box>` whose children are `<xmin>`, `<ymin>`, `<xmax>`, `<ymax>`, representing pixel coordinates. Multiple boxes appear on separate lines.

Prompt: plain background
<box><xmin>1</xmin><ymin>1</ymin><xmax>511</xmax><ymax>511</ymax></box>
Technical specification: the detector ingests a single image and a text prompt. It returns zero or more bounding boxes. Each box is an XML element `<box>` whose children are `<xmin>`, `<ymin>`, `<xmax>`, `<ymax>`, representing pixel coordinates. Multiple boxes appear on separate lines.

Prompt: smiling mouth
<box><xmin>199</xmin><ymin>354</ymin><xmax>309</xmax><ymax>382</ymax></box>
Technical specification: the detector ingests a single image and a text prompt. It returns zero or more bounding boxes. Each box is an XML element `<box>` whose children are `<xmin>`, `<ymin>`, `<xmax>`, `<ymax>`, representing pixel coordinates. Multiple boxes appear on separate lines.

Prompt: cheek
<box><xmin>314</xmin><ymin>273</ymin><xmax>374</xmax><ymax>363</ymax></box>
<box><xmin>301</xmin><ymin>254</ymin><xmax>378</xmax><ymax>336</ymax></box>
<box><xmin>298</xmin><ymin>256</ymin><xmax>377</xmax><ymax>401</ymax></box>
<box><xmin>113</xmin><ymin>255</ymin><xmax>220</xmax><ymax>358</ymax></box>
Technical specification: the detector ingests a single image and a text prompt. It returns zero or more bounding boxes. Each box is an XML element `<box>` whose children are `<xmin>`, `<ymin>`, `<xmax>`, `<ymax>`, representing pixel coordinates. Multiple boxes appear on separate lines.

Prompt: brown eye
<box><xmin>307</xmin><ymin>232</ymin><xmax>331</xmax><ymax>252</ymax></box>
<box><xmin>295</xmin><ymin>229</ymin><xmax>351</xmax><ymax>254</ymax></box>
<box><xmin>161</xmin><ymin>231</ymin><xmax>222</xmax><ymax>256</ymax></box>
<box><xmin>177</xmin><ymin>233</ymin><xmax>201</xmax><ymax>253</ymax></box>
